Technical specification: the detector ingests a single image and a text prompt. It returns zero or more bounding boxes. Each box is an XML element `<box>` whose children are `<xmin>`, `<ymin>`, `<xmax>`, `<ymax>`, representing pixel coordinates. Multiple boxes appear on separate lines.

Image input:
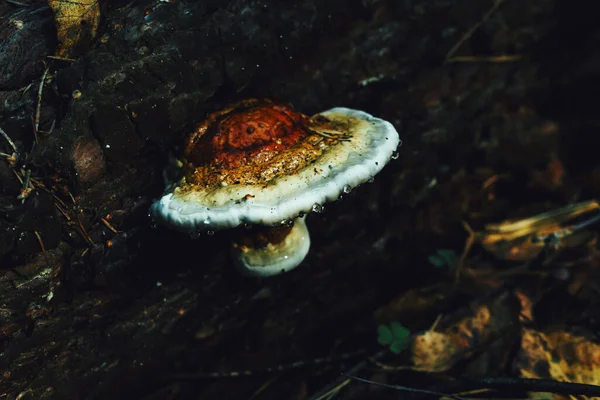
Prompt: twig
<box><xmin>38</xmin><ymin>118</ymin><xmax>56</xmax><ymax>136</ymax></box>
<box><xmin>429</xmin><ymin>313</ymin><xmax>443</xmax><ymax>331</ymax></box>
<box><xmin>34</xmin><ymin>231</ymin><xmax>51</xmax><ymax>268</ymax></box>
<box><xmin>454</xmin><ymin>221</ymin><xmax>476</xmax><ymax>284</ymax></box>
<box><xmin>35</xmin><ymin>66</ymin><xmax>50</xmax><ymax>135</ymax></box>
<box><xmin>0</xmin><ymin>126</ymin><xmax>18</xmax><ymax>155</ymax></box>
<box><xmin>3</xmin><ymin>0</ymin><xmax>28</xmax><ymax>6</ymax></box>
<box><xmin>310</xmin><ymin>378</ymin><xmax>350</xmax><ymax>400</ymax></box>
<box><xmin>55</xmin><ymin>202</ymin><xmax>71</xmax><ymax>221</ymax></box>
<box><xmin>22</xmin><ymin>169</ymin><xmax>30</xmax><ymax>188</ymax></box>
<box><xmin>247</xmin><ymin>375</ymin><xmax>282</xmax><ymax>400</ymax></box>
<box><xmin>12</xmin><ymin>168</ymin><xmax>23</xmax><ymax>184</ymax></box>
<box><xmin>168</xmin><ymin>350</ymin><xmax>365</xmax><ymax>380</ymax></box>
<box><xmin>32</xmin><ymin>179</ymin><xmax>96</xmax><ymax>245</ymax></box>
<box><xmin>447</xmin><ymin>54</ymin><xmax>522</xmax><ymax>63</ymax></box>
<box><xmin>17</xmin><ymin>169</ymin><xmax>33</xmax><ymax>203</ymax></box>
<box><xmin>434</xmin><ymin>377</ymin><xmax>600</xmax><ymax>397</ymax></box>
<box><xmin>29</xmin><ymin>115</ymin><xmax>38</xmax><ymax>150</ymax></box>
<box><xmin>46</xmin><ymin>55</ymin><xmax>76</xmax><ymax>62</ymax></box>
<box><xmin>100</xmin><ymin>217</ymin><xmax>119</xmax><ymax>233</ymax></box>
<box><xmin>343</xmin><ymin>374</ymin><xmax>468</xmax><ymax>400</ymax></box>
<box><xmin>31</xmin><ymin>177</ymin><xmax>69</xmax><ymax>211</ymax></box>
<box><xmin>445</xmin><ymin>0</ymin><xmax>505</xmax><ymax>63</ymax></box>
<box><xmin>67</xmin><ymin>191</ymin><xmax>76</xmax><ymax>205</ymax></box>
<box><xmin>308</xmin><ymin>350</ymin><xmax>386</xmax><ymax>400</ymax></box>
<box><xmin>0</xmin><ymin>152</ymin><xmax>17</xmax><ymax>167</ymax></box>
<box><xmin>76</xmin><ymin>215</ymin><xmax>94</xmax><ymax>245</ymax></box>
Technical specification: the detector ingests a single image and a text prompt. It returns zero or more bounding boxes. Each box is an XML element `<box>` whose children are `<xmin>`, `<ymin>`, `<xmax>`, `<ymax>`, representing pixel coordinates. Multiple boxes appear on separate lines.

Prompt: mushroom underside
<box><xmin>231</xmin><ymin>216</ymin><xmax>310</xmax><ymax>277</ymax></box>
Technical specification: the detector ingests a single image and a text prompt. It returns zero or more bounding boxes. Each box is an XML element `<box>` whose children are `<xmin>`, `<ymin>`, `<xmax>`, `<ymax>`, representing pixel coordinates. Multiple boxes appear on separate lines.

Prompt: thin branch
<box><xmin>35</xmin><ymin>66</ymin><xmax>50</xmax><ymax>135</ymax></box>
<box><xmin>34</xmin><ymin>231</ymin><xmax>51</xmax><ymax>268</ymax></box>
<box><xmin>447</xmin><ymin>54</ymin><xmax>522</xmax><ymax>63</ymax></box>
<box><xmin>343</xmin><ymin>374</ymin><xmax>468</xmax><ymax>400</ymax></box>
<box><xmin>100</xmin><ymin>217</ymin><xmax>119</xmax><ymax>234</ymax></box>
<box><xmin>0</xmin><ymin>126</ymin><xmax>18</xmax><ymax>155</ymax></box>
<box><xmin>435</xmin><ymin>377</ymin><xmax>600</xmax><ymax>397</ymax></box>
<box><xmin>445</xmin><ymin>0</ymin><xmax>505</xmax><ymax>63</ymax></box>
<box><xmin>3</xmin><ymin>0</ymin><xmax>28</xmax><ymax>6</ymax></box>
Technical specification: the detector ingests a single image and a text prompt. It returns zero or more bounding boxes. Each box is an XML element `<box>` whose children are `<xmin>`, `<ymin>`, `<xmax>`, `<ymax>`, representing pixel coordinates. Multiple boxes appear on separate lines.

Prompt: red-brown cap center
<box><xmin>185</xmin><ymin>102</ymin><xmax>311</xmax><ymax>170</ymax></box>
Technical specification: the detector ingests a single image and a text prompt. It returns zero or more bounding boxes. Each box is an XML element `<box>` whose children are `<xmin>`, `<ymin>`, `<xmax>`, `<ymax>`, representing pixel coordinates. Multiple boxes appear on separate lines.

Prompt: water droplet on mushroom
<box><xmin>206</xmin><ymin>230</ymin><xmax>215</xmax><ymax>236</ymax></box>
<box><xmin>203</xmin><ymin>218</ymin><xmax>211</xmax><ymax>225</ymax></box>
<box><xmin>312</xmin><ymin>203</ymin><xmax>324</xmax><ymax>213</ymax></box>
<box><xmin>286</xmin><ymin>219</ymin><xmax>295</xmax><ymax>227</ymax></box>
<box><xmin>367</xmin><ymin>176</ymin><xmax>375</xmax><ymax>183</ymax></box>
<box><xmin>343</xmin><ymin>185</ymin><xmax>352</xmax><ymax>194</ymax></box>
<box><xmin>297</xmin><ymin>211</ymin><xmax>305</xmax><ymax>218</ymax></box>
<box><xmin>391</xmin><ymin>151</ymin><xmax>399</xmax><ymax>160</ymax></box>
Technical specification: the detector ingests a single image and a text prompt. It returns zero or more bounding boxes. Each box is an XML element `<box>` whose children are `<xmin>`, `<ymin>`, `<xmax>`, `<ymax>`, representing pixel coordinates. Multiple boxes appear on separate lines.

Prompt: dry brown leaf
<box><xmin>411</xmin><ymin>295</ymin><xmax>516</xmax><ymax>372</ymax></box>
<box><xmin>48</xmin><ymin>0</ymin><xmax>101</xmax><ymax>58</ymax></box>
<box><xmin>480</xmin><ymin>200</ymin><xmax>600</xmax><ymax>261</ymax></box>
<box><xmin>517</xmin><ymin>328</ymin><xmax>600</xmax><ymax>400</ymax></box>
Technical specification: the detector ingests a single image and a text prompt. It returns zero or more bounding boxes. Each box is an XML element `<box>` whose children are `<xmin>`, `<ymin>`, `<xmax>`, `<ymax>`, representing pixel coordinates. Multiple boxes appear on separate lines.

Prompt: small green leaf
<box><xmin>436</xmin><ymin>249</ymin><xmax>458</xmax><ymax>269</ymax></box>
<box><xmin>390</xmin><ymin>322</ymin><xmax>410</xmax><ymax>340</ymax></box>
<box><xmin>377</xmin><ymin>324</ymin><xmax>393</xmax><ymax>345</ymax></box>
<box><xmin>428</xmin><ymin>249</ymin><xmax>459</xmax><ymax>269</ymax></box>
<box><xmin>428</xmin><ymin>254</ymin><xmax>446</xmax><ymax>268</ymax></box>
<box><xmin>389</xmin><ymin>339</ymin><xmax>409</xmax><ymax>355</ymax></box>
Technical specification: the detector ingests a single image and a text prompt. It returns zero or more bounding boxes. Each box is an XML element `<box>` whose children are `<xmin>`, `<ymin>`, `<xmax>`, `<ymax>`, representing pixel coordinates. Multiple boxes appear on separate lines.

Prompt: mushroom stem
<box><xmin>231</xmin><ymin>216</ymin><xmax>311</xmax><ymax>277</ymax></box>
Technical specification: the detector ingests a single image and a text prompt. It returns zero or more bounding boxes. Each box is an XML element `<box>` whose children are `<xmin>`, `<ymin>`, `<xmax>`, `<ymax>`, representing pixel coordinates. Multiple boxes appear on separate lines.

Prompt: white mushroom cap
<box><xmin>151</xmin><ymin>105</ymin><xmax>400</xmax><ymax>232</ymax></box>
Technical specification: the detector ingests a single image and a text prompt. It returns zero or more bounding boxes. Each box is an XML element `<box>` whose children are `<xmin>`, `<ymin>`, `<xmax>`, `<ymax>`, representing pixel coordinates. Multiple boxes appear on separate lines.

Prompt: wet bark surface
<box><xmin>1</xmin><ymin>0</ymin><xmax>600</xmax><ymax>398</ymax></box>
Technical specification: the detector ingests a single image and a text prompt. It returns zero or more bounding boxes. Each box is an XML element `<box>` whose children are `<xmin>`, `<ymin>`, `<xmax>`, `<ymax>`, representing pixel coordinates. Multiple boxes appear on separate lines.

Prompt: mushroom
<box><xmin>150</xmin><ymin>99</ymin><xmax>400</xmax><ymax>277</ymax></box>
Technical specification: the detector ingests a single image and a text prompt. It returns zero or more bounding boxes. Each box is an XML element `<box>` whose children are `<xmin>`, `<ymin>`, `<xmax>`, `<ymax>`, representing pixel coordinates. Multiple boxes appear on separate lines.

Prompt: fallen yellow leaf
<box><xmin>48</xmin><ymin>0</ymin><xmax>101</xmax><ymax>58</ymax></box>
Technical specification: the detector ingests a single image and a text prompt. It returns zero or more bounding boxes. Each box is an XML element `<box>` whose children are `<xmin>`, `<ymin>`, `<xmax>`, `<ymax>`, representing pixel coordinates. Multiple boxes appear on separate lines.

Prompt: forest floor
<box><xmin>3</xmin><ymin>0</ymin><xmax>600</xmax><ymax>399</ymax></box>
